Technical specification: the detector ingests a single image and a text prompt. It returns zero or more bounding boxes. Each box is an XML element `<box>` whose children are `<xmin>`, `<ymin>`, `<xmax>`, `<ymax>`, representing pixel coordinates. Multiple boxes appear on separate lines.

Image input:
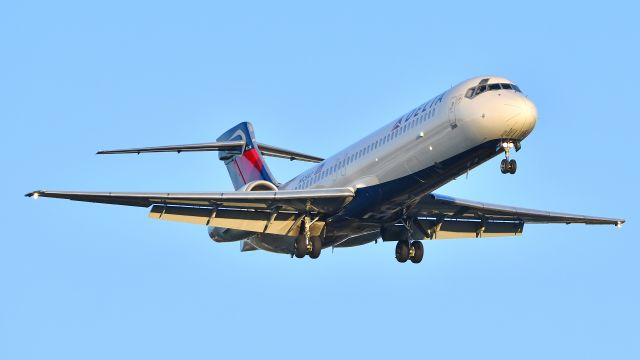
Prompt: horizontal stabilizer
<box><xmin>96</xmin><ymin>140</ymin><xmax>323</xmax><ymax>163</ymax></box>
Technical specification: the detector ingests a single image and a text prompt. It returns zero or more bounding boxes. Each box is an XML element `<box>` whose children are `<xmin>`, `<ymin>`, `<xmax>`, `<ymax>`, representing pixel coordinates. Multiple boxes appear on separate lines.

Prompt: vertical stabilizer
<box><xmin>216</xmin><ymin>122</ymin><xmax>277</xmax><ymax>190</ymax></box>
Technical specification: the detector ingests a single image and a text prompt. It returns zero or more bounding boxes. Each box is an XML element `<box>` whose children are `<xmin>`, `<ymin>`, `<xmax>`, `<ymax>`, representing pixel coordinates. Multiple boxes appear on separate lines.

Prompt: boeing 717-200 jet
<box><xmin>26</xmin><ymin>76</ymin><xmax>625</xmax><ymax>263</ymax></box>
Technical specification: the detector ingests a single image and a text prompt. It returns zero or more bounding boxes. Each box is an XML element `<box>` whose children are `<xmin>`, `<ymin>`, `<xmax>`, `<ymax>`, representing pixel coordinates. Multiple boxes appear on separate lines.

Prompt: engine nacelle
<box><xmin>237</xmin><ymin>180</ymin><xmax>278</xmax><ymax>192</ymax></box>
<box><xmin>209</xmin><ymin>227</ymin><xmax>254</xmax><ymax>242</ymax></box>
<box><xmin>208</xmin><ymin>180</ymin><xmax>279</xmax><ymax>243</ymax></box>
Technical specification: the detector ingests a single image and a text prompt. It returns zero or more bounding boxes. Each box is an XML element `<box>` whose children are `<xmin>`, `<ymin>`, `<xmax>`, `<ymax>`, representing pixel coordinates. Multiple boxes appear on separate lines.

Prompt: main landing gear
<box><xmin>395</xmin><ymin>240</ymin><xmax>424</xmax><ymax>264</ymax></box>
<box><xmin>499</xmin><ymin>141</ymin><xmax>520</xmax><ymax>175</ymax></box>
<box><xmin>292</xmin><ymin>216</ymin><xmax>322</xmax><ymax>259</ymax></box>
<box><xmin>294</xmin><ymin>235</ymin><xmax>322</xmax><ymax>259</ymax></box>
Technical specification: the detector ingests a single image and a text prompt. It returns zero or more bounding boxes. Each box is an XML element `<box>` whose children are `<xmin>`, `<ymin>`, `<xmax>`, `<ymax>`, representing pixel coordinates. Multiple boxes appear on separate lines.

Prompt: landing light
<box><xmin>33</xmin><ymin>192</ymin><xmax>40</xmax><ymax>199</ymax></box>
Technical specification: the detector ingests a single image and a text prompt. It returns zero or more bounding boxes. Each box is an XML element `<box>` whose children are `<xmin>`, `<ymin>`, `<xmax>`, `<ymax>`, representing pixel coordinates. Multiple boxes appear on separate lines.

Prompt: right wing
<box><xmin>26</xmin><ymin>188</ymin><xmax>354</xmax><ymax>236</ymax></box>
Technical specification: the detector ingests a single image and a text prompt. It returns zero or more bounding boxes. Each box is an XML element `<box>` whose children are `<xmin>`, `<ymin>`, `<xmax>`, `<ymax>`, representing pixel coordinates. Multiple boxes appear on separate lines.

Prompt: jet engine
<box><xmin>208</xmin><ymin>180</ymin><xmax>279</xmax><ymax>243</ymax></box>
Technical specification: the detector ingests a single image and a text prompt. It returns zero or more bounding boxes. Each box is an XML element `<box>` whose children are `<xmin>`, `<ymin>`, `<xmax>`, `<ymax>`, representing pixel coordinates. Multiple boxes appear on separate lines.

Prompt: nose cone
<box><xmin>520</xmin><ymin>96</ymin><xmax>538</xmax><ymax>133</ymax></box>
<box><xmin>498</xmin><ymin>94</ymin><xmax>538</xmax><ymax>140</ymax></box>
<box><xmin>456</xmin><ymin>90</ymin><xmax>538</xmax><ymax>142</ymax></box>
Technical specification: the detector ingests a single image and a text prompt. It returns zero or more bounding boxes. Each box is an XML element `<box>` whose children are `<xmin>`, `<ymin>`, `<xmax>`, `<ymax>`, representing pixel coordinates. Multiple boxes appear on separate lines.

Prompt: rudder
<box><xmin>217</xmin><ymin>122</ymin><xmax>277</xmax><ymax>190</ymax></box>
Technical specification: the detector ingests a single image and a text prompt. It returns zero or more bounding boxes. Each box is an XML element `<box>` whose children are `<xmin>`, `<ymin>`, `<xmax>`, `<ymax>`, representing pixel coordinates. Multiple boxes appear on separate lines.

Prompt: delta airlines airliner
<box><xmin>27</xmin><ymin>76</ymin><xmax>624</xmax><ymax>263</ymax></box>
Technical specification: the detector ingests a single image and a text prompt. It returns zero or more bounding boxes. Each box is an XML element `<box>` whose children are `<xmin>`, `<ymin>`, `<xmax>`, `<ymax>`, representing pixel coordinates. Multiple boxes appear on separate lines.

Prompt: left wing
<box><xmin>25</xmin><ymin>188</ymin><xmax>354</xmax><ymax>236</ymax></box>
<box><xmin>404</xmin><ymin>193</ymin><xmax>624</xmax><ymax>240</ymax></box>
<box><xmin>412</xmin><ymin>193</ymin><xmax>624</xmax><ymax>225</ymax></box>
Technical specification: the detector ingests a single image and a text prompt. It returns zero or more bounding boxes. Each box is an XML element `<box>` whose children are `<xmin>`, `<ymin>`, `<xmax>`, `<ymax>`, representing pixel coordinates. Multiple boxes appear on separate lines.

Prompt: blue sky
<box><xmin>2</xmin><ymin>1</ymin><xmax>639</xmax><ymax>359</ymax></box>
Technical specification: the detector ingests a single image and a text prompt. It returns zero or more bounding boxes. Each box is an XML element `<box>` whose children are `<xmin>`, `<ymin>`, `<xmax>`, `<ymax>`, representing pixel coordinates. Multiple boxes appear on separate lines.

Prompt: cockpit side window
<box><xmin>512</xmin><ymin>84</ymin><xmax>522</xmax><ymax>93</ymax></box>
<box><xmin>476</xmin><ymin>85</ymin><xmax>487</xmax><ymax>95</ymax></box>
<box><xmin>465</xmin><ymin>88</ymin><xmax>475</xmax><ymax>98</ymax></box>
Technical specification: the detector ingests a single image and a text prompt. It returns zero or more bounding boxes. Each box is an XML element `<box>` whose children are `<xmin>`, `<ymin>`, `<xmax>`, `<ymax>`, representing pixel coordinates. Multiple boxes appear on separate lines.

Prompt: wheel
<box><xmin>395</xmin><ymin>241</ymin><xmax>410</xmax><ymax>263</ymax></box>
<box><xmin>308</xmin><ymin>237</ymin><xmax>322</xmax><ymax>259</ymax></box>
<box><xmin>508</xmin><ymin>159</ymin><xmax>517</xmax><ymax>174</ymax></box>
<box><xmin>294</xmin><ymin>236</ymin><xmax>306</xmax><ymax>258</ymax></box>
<box><xmin>500</xmin><ymin>159</ymin><xmax>509</xmax><ymax>174</ymax></box>
<box><xmin>410</xmin><ymin>241</ymin><xmax>424</xmax><ymax>264</ymax></box>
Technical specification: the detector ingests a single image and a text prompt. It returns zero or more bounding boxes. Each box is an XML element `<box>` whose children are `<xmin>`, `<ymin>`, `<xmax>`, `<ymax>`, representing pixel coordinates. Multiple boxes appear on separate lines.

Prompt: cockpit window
<box><xmin>465</xmin><ymin>82</ymin><xmax>522</xmax><ymax>98</ymax></box>
<box><xmin>465</xmin><ymin>88</ymin><xmax>475</xmax><ymax>98</ymax></box>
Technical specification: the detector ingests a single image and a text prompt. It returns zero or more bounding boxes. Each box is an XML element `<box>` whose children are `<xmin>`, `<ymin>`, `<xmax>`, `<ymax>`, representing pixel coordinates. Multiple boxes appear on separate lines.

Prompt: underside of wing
<box><xmin>26</xmin><ymin>188</ymin><xmax>354</xmax><ymax>236</ymax></box>
<box><xmin>397</xmin><ymin>193</ymin><xmax>625</xmax><ymax>240</ymax></box>
<box><xmin>412</xmin><ymin>194</ymin><xmax>624</xmax><ymax>225</ymax></box>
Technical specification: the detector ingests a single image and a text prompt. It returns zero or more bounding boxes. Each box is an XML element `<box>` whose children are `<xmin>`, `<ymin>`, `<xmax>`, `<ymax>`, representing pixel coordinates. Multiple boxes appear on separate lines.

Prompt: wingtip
<box><xmin>25</xmin><ymin>191</ymin><xmax>41</xmax><ymax>198</ymax></box>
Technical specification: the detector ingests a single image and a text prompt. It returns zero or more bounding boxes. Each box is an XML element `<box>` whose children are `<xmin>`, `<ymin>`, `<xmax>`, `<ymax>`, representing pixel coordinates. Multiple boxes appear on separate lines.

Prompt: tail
<box><xmin>217</xmin><ymin>122</ymin><xmax>278</xmax><ymax>190</ymax></box>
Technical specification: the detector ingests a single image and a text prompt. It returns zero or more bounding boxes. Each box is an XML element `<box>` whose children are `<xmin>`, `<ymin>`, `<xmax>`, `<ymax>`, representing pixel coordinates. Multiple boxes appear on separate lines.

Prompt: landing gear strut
<box><xmin>500</xmin><ymin>141</ymin><xmax>519</xmax><ymax>175</ymax></box>
<box><xmin>395</xmin><ymin>240</ymin><xmax>424</xmax><ymax>264</ymax></box>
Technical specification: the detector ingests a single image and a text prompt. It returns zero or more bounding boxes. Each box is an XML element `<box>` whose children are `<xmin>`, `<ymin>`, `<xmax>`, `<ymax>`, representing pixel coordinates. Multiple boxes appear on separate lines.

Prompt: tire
<box><xmin>309</xmin><ymin>237</ymin><xmax>322</xmax><ymax>259</ymax></box>
<box><xmin>509</xmin><ymin>159</ymin><xmax>517</xmax><ymax>174</ymax></box>
<box><xmin>395</xmin><ymin>241</ymin><xmax>410</xmax><ymax>263</ymax></box>
<box><xmin>294</xmin><ymin>236</ymin><xmax>306</xmax><ymax>258</ymax></box>
<box><xmin>500</xmin><ymin>159</ymin><xmax>509</xmax><ymax>174</ymax></box>
<box><xmin>410</xmin><ymin>241</ymin><xmax>424</xmax><ymax>264</ymax></box>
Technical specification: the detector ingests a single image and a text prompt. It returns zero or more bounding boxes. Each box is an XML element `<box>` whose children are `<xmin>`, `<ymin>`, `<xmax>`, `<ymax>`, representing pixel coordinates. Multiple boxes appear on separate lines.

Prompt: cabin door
<box><xmin>448</xmin><ymin>95</ymin><xmax>461</xmax><ymax>129</ymax></box>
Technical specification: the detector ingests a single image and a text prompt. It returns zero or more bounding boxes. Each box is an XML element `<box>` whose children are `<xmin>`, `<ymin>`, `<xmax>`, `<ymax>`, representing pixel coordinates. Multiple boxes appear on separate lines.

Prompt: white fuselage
<box><xmin>249</xmin><ymin>76</ymin><xmax>538</xmax><ymax>253</ymax></box>
<box><xmin>282</xmin><ymin>76</ymin><xmax>537</xmax><ymax>193</ymax></box>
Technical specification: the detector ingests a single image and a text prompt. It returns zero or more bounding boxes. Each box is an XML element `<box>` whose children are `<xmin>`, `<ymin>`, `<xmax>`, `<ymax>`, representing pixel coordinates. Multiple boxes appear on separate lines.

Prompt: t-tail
<box><xmin>217</xmin><ymin>122</ymin><xmax>278</xmax><ymax>190</ymax></box>
<box><xmin>94</xmin><ymin>121</ymin><xmax>324</xmax><ymax>190</ymax></box>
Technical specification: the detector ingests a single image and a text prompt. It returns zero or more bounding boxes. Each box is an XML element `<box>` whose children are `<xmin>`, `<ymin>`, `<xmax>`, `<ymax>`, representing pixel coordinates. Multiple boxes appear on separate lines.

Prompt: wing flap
<box><xmin>148</xmin><ymin>206</ymin><xmax>324</xmax><ymax>236</ymax></box>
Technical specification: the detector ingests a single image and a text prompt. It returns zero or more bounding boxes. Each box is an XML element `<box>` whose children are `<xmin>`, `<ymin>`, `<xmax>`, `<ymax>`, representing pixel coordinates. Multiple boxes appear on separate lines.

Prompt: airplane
<box><xmin>26</xmin><ymin>76</ymin><xmax>625</xmax><ymax>264</ymax></box>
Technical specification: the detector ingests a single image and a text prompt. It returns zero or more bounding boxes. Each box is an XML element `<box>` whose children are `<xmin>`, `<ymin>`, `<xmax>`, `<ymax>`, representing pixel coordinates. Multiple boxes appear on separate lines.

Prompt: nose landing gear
<box><xmin>499</xmin><ymin>141</ymin><xmax>519</xmax><ymax>175</ymax></box>
<box><xmin>500</xmin><ymin>158</ymin><xmax>517</xmax><ymax>174</ymax></box>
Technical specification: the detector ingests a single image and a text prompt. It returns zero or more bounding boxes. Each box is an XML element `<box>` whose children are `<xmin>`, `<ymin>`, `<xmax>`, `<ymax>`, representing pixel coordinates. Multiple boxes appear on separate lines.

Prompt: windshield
<box><xmin>465</xmin><ymin>83</ymin><xmax>522</xmax><ymax>99</ymax></box>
